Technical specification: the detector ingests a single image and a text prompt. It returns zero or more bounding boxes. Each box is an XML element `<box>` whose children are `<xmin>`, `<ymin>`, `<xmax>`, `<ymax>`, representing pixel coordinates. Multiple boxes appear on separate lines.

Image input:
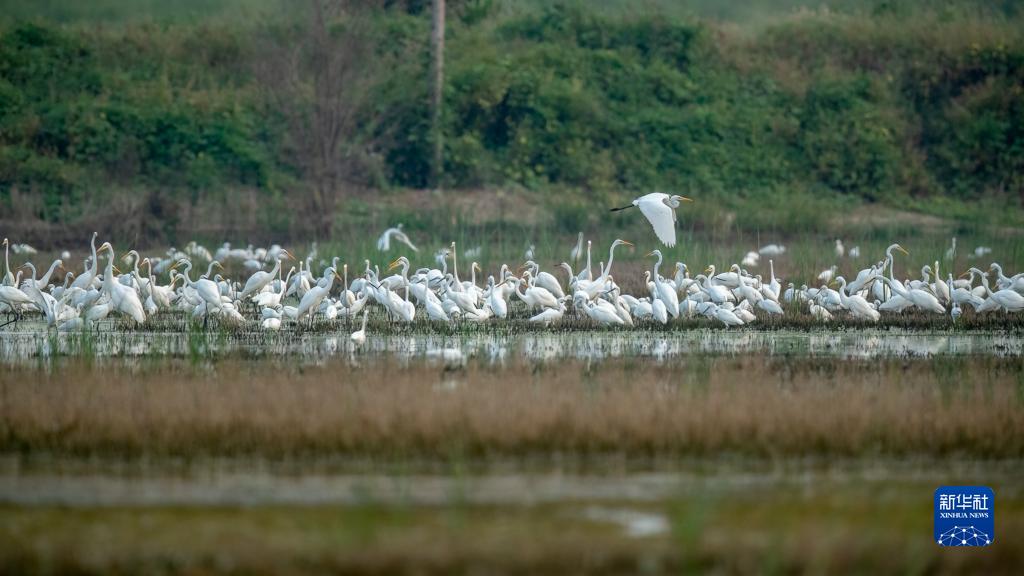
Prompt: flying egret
<box><xmin>376</xmin><ymin>224</ymin><xmax>418</xmax><ymax>252</ymax></box>
<box><xmin>610</xmin><ymin>193</ymin><xmax>693</xmax><ymax>247</ymax></box>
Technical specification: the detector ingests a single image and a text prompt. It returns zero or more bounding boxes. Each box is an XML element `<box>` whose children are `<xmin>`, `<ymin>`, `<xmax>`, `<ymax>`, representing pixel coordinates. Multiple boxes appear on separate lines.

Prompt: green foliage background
<box><xmin>0</xmin><ymin>0</ymin><xmax>1021</xmax><ymax>241</ymax></box>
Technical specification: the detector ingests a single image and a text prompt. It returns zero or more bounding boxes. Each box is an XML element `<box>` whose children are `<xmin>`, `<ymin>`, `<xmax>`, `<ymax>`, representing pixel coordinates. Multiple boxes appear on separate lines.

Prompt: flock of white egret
<box><xmin>1</xmin><ymin>222</ymin><xmax>1022</xmax><ymax>342</ymax></box>
<box><xmin>0</xmin><ymin>193</ymin><xmax>1020</xmax><ymax>338</ymax></box>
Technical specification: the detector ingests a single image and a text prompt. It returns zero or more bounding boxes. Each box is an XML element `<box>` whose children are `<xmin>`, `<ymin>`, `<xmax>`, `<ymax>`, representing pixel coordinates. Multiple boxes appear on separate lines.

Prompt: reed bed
<box><xmin>2</xmin><ymin>355</ymin><xmax>1021</xmax><ymax>460</ymax></box>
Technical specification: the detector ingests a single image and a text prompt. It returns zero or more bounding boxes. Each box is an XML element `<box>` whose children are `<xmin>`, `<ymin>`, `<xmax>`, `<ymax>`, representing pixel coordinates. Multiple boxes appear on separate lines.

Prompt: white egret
<box><xmin>240</xmin><ymin>250</ymin><xmax>292</xmax><ymax>301</ymax></box>
<box><xmin>377</xmin><ymin>225</ymin><xmax>418</xmax><ymax>252</ymax></box>
<box><xmin>835</xmin><ymin>276</ymin><xmax>880</xmax><ymax>322</ymax></box>
<box><xmin>70</xmin><ymin>232</ymin><xmax>101</xmax><ymax>290</ymax></box>
<box><xmin>610</xmin><ymin>193</ymin><xmax>693</xmax><ymax>247</ymax></box>
<box><xmin>98</xmin><ymin>243</ymin><xmax>146</xmax><ymax>324</ymax></box>
<box><xmin>570</xmin><ymin>232</ymin><xmax>584</xmax><ymax>264</ymax></box>
<box><xmin>647</xmin><ymin>250</ymin><xmax>680</xmax><ymax>319</ymax></box>
<box><xmin>529</xmin><ymin>302</ymin><xmax>566</xmax><ymax>325</ymax></box>
<box><xmin>351</xmin><ymin>309</ymin><xmax>369</xmax><ymax>345</ymax></box>
<box><xmin>878</xmin><ymin>275</ymin><xmax>945</xmax><ymax>314</ymax></box>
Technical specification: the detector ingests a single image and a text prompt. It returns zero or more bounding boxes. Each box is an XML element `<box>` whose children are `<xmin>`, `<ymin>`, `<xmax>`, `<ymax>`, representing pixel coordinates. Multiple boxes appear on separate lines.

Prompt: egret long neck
<box><xmin>89</xmin><ymin>235</ymin><xmax>99</xmax><ymax>275</ymax></box>
<box><xmin>40</xmin><ymin>259</ymin><xmax>61</xmax><ymax>286</ymax></box>
<box><xmin>102</xmin><ymin>252</ymin><xmax>115</xmax><ymax>292</ymax></box>
<box><xmin>884</xmin><ymin>276</ymin><xmax>909</xmax><ymax>299</ymax></box>
<box><xmin>980</xmin><ymin>273</ymin><xmax>993</xmax><ymax>296</ymax></box>
<box><xmin>585</xmin><ymin>243</ymin><xmax>592</xmax><ymax>279</ymax></box>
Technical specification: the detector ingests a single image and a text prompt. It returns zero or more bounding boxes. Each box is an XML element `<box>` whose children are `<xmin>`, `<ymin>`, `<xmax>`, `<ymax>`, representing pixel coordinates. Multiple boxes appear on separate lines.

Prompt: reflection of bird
<box><xmin>610</xmin><ymin>193</ymin><xmax>693</xmax><ymax>247</ymax></box>
<box><xmin>376</xmin><ymin>224</ymin><xmax>418</xmax><ymax>252</ymax></box>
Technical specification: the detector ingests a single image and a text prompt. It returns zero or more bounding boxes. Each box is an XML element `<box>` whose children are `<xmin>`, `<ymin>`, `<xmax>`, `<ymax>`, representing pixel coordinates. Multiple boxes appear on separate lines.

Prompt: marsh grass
<box><xmin>2</xmin><ymin>355</ymin><xmax>1021</xmax><ymax>461</ymax></box>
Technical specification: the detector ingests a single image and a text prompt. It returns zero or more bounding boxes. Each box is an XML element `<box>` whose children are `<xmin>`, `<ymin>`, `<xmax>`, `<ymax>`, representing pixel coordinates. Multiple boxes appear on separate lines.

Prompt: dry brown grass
<box><xmin>2</xmin><ymin>356</ymin><xmax>1021</xmax><ymax>460</ymax></box>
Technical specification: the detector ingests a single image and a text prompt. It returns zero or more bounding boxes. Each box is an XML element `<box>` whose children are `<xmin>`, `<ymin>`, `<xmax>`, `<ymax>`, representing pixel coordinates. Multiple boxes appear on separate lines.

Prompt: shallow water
<box><xmin>2</xmin><ymin>325</ymin><xmax>1023</xmax><ymax>363</ymax></box>
<box><xmin>2</xmin><ymin>457</ymin><xmax>1017</xmax><ymax>507</ymax></box>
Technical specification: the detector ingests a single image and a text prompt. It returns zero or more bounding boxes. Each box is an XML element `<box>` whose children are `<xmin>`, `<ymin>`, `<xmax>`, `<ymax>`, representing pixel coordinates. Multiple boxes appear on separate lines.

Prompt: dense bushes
<box><xmin>0</xmin><ymin>22</ymin><xmax>274</xmax><ymax>223</ymax></box>
<box><xmin>0</xmin><ymin>1</ymin><xmax>1021</xmax><ymax>240</ymax></box>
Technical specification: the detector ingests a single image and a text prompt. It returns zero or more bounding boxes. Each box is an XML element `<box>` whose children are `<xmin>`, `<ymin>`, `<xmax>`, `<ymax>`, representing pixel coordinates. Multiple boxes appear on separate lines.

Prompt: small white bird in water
<box><xmin>351</xmin><ymin>308</ymin><xmax>369</xmax><ymax>345</ymax></box>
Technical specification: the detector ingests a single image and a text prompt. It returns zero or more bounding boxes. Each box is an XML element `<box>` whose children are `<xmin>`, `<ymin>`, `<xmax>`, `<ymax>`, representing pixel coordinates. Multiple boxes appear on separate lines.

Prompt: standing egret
<box><xmin>351</xmin><ymin>308</ymin><xmax>369</xmax><ymax>345</ymax></box>
<box><xmin>529</xmin><ymin>302</ymin><xmax>566</xmax><ymax>325</ymax></box>
<box><xmin>610</xmin><ymin>193</ymin><xmax>693</xmax><ymax>247</ymax></box>
<box><xmin>99</xmin><ymin>243</ymin><xmax>146</xmax><ymax>324</ymax></box>
<box><xmin>240</xmin><ymin>250</ymin><xmax>292</xmax><ymax>302</ymax></box>
<box><xmin>2</xmin><ymin>238</ymin><xmax>13</xmax><ymax>286</ymax></box>
<box><xmin>835</xmin><ymin>276</ymin><xmax>880</xmax><ymax>322</ymax></box>
<box><xmin>647</xmin><ymin>250</ymin><xmax>680</xmax><ymax>319</ymax></box>
<box><xmin>570</xmin><ymin>232</ymin><xmax>584</xmax><ymax>264</ymax></box>
<box><xmin>523</xmin><ymin>260</ymin><xmax>565</xmax><ymax>299</ymax></box>
<box><xmin>297</xmin><ymin>268</ymin><xmax>341</xmax><ymax>322</ymax></box>
<box><xmin>878</xmin><ymin>275</ymin><xmax>945</xmax><ymax>314</ymax></box>
<box><xmin>971</xmin><ymin>268</ymin><xmax>1024</xmax><ymax>313</ymax></box>
<box><xmin>71</xmin><ymin>233</ymin><xmax>101</xmax><ymax>290</ymax></box>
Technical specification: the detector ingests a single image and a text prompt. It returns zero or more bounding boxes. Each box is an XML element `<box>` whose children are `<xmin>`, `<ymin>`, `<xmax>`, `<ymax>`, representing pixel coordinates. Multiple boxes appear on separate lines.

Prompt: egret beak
<box><xmin>959</xmin><ymin>271</ymin><xmax>971</xmax><ymax>279</ymax></box>
<box><xmin>679</xmin><ymin>196</ymin><xmax>694</xmax><ymax>202</ymax></box>
<box><xmin>213</xmin><ymin>262</ymin><xmax>224</xmax><ymax>270</ymax></box>
<box><xmin>621</xmin><ymin>241</ymin><xmax>634</xmax><ymax>247</ymax></box>
<box><xmin>704</xmin><ymin>266</ymin><xmax>713</xmax><ymax>274</ymax></box>
<box><xmin>896</xmin><ymin>245</ymin><xmax>909</xmax><ymax>255</ymax></box>
<box><xmin>387</xmin><ymin>259</ymin><xmax>401</xmax><ymax>271</ymax></box>
<box><xmin>645</xmin><ymin>251</ymin><xmax>655</xmax><ymax>257</ymax></box>
<box><xmin>112</xmin><ymin>266</ymin><xmax>122</xmax><ymax>274</ymax></box>
<box><xmin>283</xmin><ymin>250</ymin><xmax>294</xmax><ymax>260</ymax></box>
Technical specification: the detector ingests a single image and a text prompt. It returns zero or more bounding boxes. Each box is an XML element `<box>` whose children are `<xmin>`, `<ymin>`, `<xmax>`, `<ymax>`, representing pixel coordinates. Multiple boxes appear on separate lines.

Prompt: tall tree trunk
<box><xmin>431</xmin><ymin>0</ymin><xmax>445</xmax><ymax>189</ymax></box>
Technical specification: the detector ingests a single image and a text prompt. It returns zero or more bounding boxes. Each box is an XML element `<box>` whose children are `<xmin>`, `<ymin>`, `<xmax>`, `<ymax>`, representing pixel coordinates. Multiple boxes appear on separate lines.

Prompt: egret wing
<box><xmin>636</xmin><ymin>197</ymin><xmax>677</xmax><ymax>247</ymax></box>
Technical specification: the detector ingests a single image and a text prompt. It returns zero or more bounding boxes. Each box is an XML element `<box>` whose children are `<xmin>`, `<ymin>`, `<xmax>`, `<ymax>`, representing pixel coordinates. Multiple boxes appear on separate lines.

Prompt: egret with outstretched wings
<box><xmin>610</xmin><ymin>193</ymin><xmax>693</xmax><ymax>247</ymax></box>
